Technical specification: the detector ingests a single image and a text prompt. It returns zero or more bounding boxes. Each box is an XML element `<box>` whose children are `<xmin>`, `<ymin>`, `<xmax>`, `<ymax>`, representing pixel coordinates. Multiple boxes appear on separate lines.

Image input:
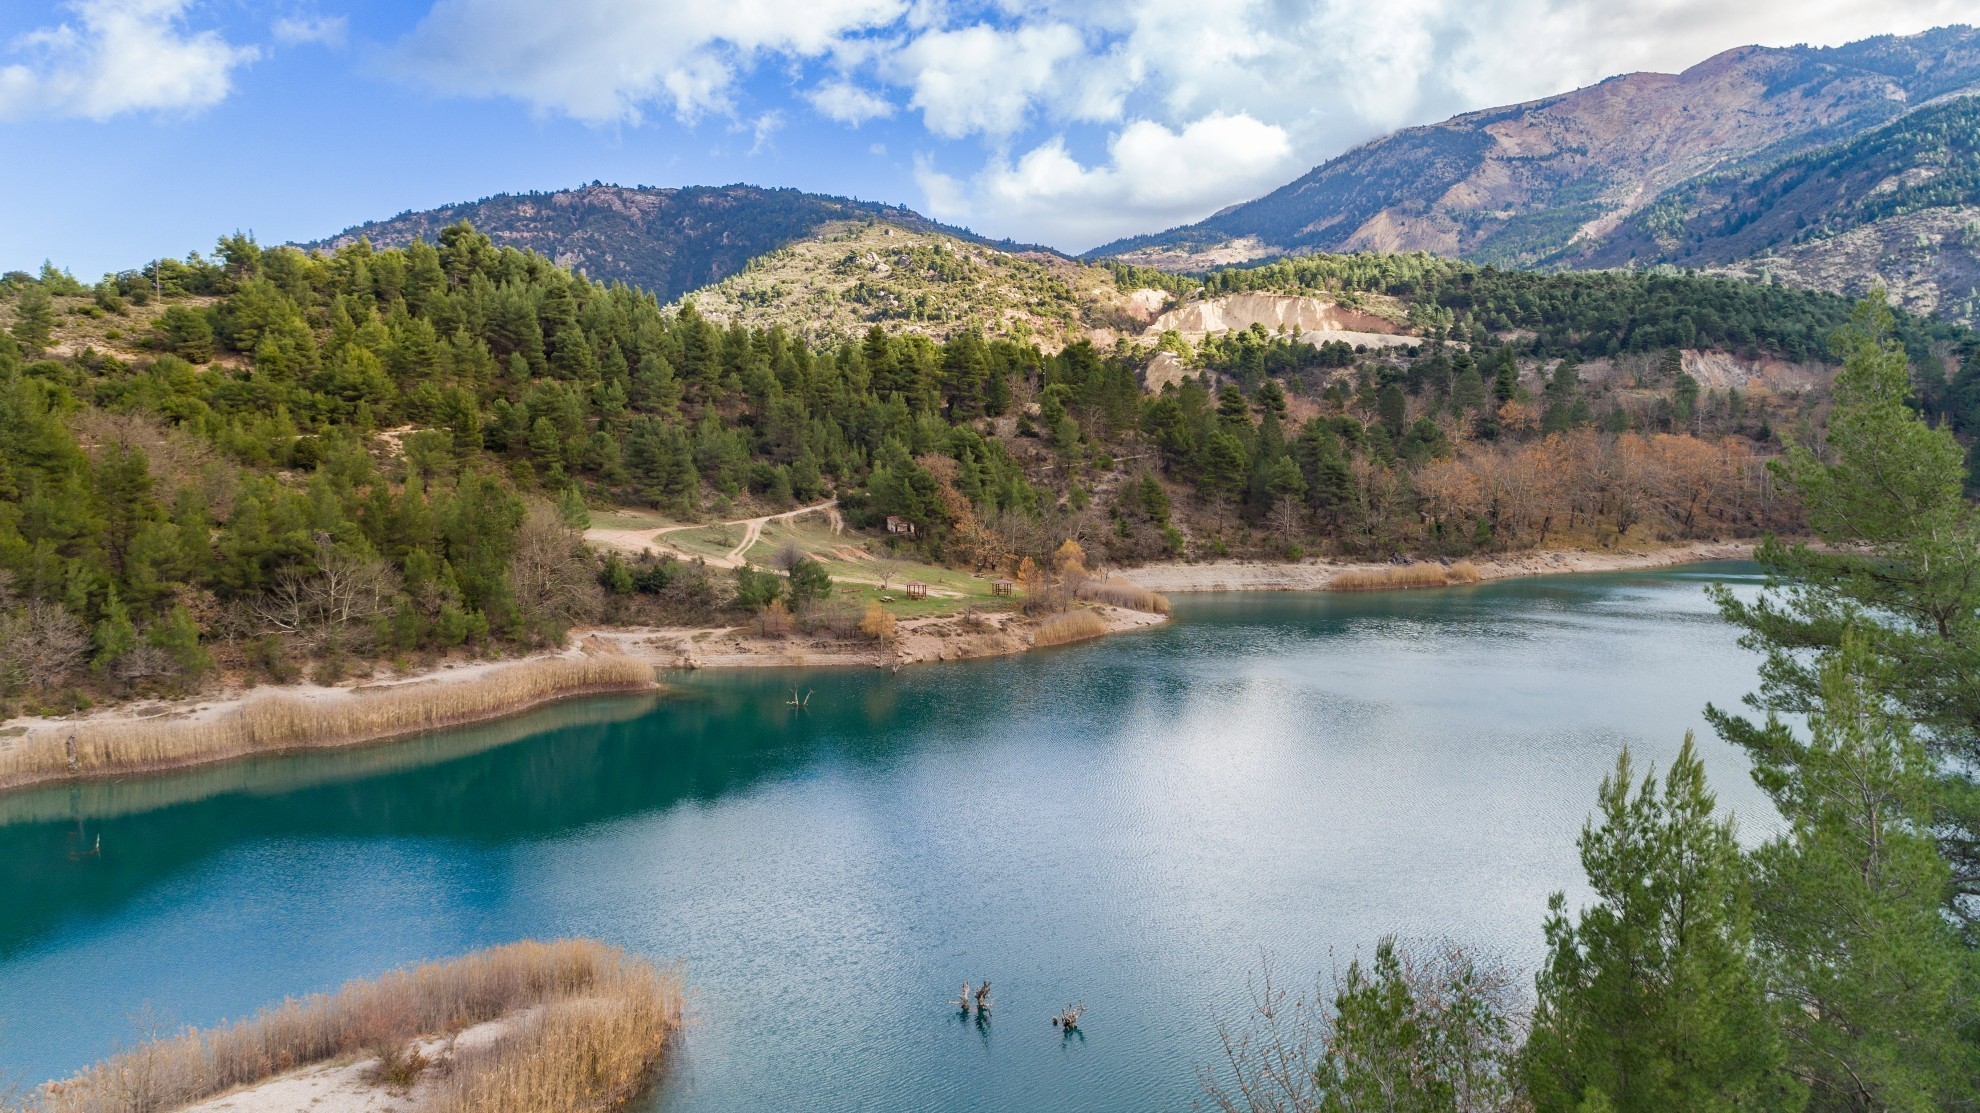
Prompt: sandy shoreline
<box><xmin>1116</xmin><ymin>540</ymin><xmax>1755</xmax><ymax>593</ymax></box>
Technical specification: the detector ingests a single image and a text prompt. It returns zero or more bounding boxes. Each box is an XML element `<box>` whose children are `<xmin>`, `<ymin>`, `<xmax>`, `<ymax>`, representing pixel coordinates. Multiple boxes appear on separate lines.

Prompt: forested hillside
<box><xmin>0</xmin><ymin>227</ymin><xmax>1972</xmax><ymax>716</ymax></box>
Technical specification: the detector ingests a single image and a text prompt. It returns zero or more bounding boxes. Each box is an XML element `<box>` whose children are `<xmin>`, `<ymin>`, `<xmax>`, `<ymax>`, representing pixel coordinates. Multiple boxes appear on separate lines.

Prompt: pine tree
<box><xmin>1745</xmin><ymin>639</ymin><xmax>1979</xmax><ymax>1110</ymax></box>
<box><xmin>93</xmin><ymin>589</ymin><xmax>138</xmax><ymax>675</ymax></box>
<box><xmin>1710</xmin><ymin>297</ymin><xmax>1980</xmax><ymax>912</ymax></box>
<box><xmin>1198</xmin><ymin>430</ymin><xmax>1249</xmax><ymax>505</ymax></box>
<box><xmin>555</xmin><ymin>485</ymin><xmax>590</xmax><ymax>531</ymax></box>
<box><xmin>1524</xmin><ymin>737</ymin><xmax>1794</xmax><ymax>1113</ymax></box>
<box><xmin>143</xmin><ymin>604</ymin><xmax>211</xmax><ymax>688</ymax></box>
<box><xmin>1451</xmin><ymin>356</ymin><xmax>1487</xmax><ymax>412</ymax></box>
<box><xmin>940</xmin><ymin>329</ymin><xmax>989</xmax><ymax>416</ymax></box>
<box><xmin>1377</xmin><ymin>382</ymin><xmax>1407</xmax><ymax>435</ymax></box>
<box><xmin>10</xmin><ymin>285</ymin><xmax>54</xmax><ymax>349</ymax></box>
<box><xmin>1491</xmin><ymin>348</ymin><xmax>1519</xmax><ymax>404</ymax></box>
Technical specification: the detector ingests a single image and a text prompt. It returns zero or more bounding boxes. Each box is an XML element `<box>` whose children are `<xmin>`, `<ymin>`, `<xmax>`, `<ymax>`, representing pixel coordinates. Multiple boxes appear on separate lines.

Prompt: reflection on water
<box><xmin>0</xmin><ymin>565</ymin><xmax>1773</xmax><ymax>1112</ymax></box>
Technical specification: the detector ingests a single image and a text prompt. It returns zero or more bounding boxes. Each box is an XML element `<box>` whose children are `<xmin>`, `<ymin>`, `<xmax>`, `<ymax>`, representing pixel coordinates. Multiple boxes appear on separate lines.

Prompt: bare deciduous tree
<box><xmin>251</xmin><ymin>536</ymin><xmax>397</xmax><ymax>647</ymax></box>
<box><xmin>508</xmin><ymin>506</ymin><xmax>603</xmax><ymax>636</ymax></box>
<box><xmin>0</xmin><ymin>600</ymin><xmax>90</xmax><ymax>694</ymax></box>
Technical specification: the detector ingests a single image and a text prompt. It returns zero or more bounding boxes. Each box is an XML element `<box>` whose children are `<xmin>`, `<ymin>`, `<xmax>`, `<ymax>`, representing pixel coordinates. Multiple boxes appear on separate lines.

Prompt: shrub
<box><xmin>758</xmin><ymin>598</ymin><xmax>793</xmax><ymax>636</ymax></box>
<box><xmin>858</xmin><ymin>600</ymin><xmax>897</xmax><ymax>641</ymax></box>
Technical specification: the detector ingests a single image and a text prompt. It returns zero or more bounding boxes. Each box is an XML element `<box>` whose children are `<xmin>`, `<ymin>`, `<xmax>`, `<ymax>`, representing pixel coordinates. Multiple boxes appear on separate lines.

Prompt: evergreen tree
<box><xmin>144</xmin><ymin>604</ymin><xmax>211</xmax><ymax>688</ymax></box>
<box><xmin>1198</xmin><ymin>430</ymin><xmax>1249</xmax><ymax>506</ymax></box>
<box><xmin>940</xmin><ymin>329</ymin><xmax>989</xmax><ymax>416</ymax></box>
<box><xmin>1744</xmin><ymin>638</ymin><xmax>1979</xmax><ymax>1110</ymax></box>
<box><xmin>1491</xmin><ymin>348</ymin><xmax>1519</xmax><ymax>404</ymax></box>
<box><xmin>1451</xmin><ymin>356</ymin><xmax>1487</xmax><ymax>412</ymax></box>
<box><xmin>1377</xmin><ymin>382</ymin><xmax>1407</xmax><ymax>435</ymax></box>
<box><xmin>556</xmin><ymin>485</ymin><xmax>591</xmax><ymax>531</ymax></box>
<box><xmin>92</xmin><ymin>589</ymin><xmax>138</xmax><ymax>675</ymax></box>
<box><xmin>785</xmin><ymin>557</ymin><xmax>832</xmax><ymax>610</ymax></box>
<box><xmin>10</xmin><ymin>285</ymin><xmax>53</xmax><ymax>349</ymax></box>
<box><xmin>157</xmin><ymin>305</ymin><xmax>216</xmax><ymax>363</ymax></box>
<box><xmin>1524</xmin><ymin>738</ymin><xmax>1793</xmax><ymax>1113</ymax></box>
<box><xmin>1710</xmin><ymin>297</ymin><xmax>1980</xmax><ymax>914</ymax></box>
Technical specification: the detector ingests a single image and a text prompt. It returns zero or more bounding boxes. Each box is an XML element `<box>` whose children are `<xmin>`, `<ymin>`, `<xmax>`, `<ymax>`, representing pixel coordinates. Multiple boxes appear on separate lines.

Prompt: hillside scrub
<box><xmin>25</xmin><ymin>939</ymin><xmax>682</xmax><ymax>1113</ymax></box>
<box><xmin>0</xmin><ymin>654</ymin><xmax>655</xmax><ymax>789</ymax></box>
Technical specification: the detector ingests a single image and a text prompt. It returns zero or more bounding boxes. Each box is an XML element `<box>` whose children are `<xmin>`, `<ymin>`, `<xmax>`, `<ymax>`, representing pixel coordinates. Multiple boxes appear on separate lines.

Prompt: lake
<box><xmin>0</xmin><ymin>564</ymin><xmax>1777</xmax><ymax>1111</ymax></box>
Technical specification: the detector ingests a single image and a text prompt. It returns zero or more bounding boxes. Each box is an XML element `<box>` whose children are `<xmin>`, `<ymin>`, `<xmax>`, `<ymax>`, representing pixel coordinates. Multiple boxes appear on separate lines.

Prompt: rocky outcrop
<box><xmin>1145</xmin><ymin>293</ymin><xmax>1400</xmax><ymax>338</ymax></box>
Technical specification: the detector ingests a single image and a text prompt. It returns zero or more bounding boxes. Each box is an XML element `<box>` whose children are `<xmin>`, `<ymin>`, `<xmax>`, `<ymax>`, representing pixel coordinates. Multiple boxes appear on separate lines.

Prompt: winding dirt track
<box><xmin>586</xmin><ymin>499</ymin><xmax>842</xmax><ymax>568</ymax></box>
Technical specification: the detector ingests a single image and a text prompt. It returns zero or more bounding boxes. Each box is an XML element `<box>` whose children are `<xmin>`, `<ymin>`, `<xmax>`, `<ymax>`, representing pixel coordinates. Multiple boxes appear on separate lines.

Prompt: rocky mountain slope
<box><xmin>303</xmin><ymin>183</ymin><xmax>1011</xmax><ymax>303</ymax></box>
<box><xmin>1583</xmin><ymin>94</ymin><xmax>1980</xmax><ymax>324</ymax></box>
<box><xmin>1088</xmin><ymin>26</ymin><xmax>1980</xmax><ymax>273</ymax></box>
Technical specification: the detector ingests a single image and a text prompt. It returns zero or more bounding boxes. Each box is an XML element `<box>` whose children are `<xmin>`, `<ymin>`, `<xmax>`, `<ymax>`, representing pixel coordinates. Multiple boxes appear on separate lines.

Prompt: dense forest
<box><xmin>0</xmin><ymin>227</ymin><xmax>1974</xmax><ymax>715</ymax></box>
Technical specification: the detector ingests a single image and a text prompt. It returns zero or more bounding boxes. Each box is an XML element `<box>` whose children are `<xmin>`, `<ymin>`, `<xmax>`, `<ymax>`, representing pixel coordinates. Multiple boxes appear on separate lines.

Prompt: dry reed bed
<box><xmin>1032</xmin><ymin>610</ymin><xmax>1113</xmax><ymax>647</ymax></box>
<box><xmin>1075</xmin><ymin>577</ymin><xmax>1173</xmax><ymax>614</ymax></box>
<box><xmin>31</xmin><ymin>939</ymin><xmax>683</xmax><ymax>1113</ymax></box>
<box><xmin>0</xmin><ymin>694</ymin><xmax>663</xmax><ymax>827</ymax></box>
<box><xmin>1328</xmin><ymin>561</ymin><xmax>1481</xmax><ymax>592</ymax></box>
<box><xmin>0</xmin><ymin>655</ymin><xmax>657</xmax><ymax>791</ymax></box>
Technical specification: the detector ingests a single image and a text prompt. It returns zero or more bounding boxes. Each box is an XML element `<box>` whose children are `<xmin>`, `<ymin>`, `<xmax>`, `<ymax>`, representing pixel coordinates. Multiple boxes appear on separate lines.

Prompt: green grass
<box><xmin>661</xmin><ymin>524</ymin><xmax>742</xmax><ymax>561</ymax></box>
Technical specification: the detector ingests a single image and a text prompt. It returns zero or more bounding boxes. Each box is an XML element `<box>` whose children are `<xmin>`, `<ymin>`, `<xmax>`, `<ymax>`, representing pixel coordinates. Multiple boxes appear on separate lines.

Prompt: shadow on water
<box><xmin>0</xmin><ymin>677</ymin><xmax>920</xmax><ymax>958</ymax></box>
<box><xmin>0</xmin><ymin>563</ymin><xmax>1763</xmax><ymax>961</ymax></box>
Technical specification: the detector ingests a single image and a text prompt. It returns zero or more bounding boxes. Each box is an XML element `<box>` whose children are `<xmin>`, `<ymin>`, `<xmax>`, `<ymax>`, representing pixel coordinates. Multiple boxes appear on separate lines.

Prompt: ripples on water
<box><xmin>0</xmin><ymin>564</ymin><xmax>1774</xmax><ymax>1112</ymax></box>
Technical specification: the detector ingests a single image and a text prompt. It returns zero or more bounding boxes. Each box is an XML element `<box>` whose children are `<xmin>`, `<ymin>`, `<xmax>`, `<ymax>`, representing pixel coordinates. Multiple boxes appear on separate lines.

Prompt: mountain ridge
<box><xmin>1085</xmin><ymin>26</ymin><xmax>1980</xmax><ymax>272</ymax></box>
<box><xmin>302</xmin><ymin>183</ymin><xmax>1052</xmax><ymax>304</ymax></box>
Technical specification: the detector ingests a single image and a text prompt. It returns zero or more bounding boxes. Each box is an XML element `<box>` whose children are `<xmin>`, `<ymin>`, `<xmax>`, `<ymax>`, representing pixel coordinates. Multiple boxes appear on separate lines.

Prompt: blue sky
<box><xmin>2</xmin><ymin>0</ymin><xmax>1970</xmax><ymax>278</ymax></box>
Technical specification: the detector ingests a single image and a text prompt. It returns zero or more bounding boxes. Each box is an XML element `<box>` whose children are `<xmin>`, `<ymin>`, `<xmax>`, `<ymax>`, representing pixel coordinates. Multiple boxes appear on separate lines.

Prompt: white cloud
<box><xmin>389</xmin><ymin>0</ymin><xmax>906</xmax><ymax>124</ymax></box>
<box><xmin>809</xmin><ymin>78</ymin><xmax>893</xmax><ymax>124</ymax></box>
<box><xmin>893</xmin><ymin>0</ymin><xmax>1973</xmax><ymax>246</ymax></box>
<box><xmin>271</xmin><ymin>15</ymin><xmax>348</xmax><ymax>48</ymax></box>
<box><xmin>0</xmin><ymin>0</ymin><xmax>259</xmax><ymax>121</ymax></box>
<box><xmin>749</xmin><ymin>108</ymin><xmax>784</xmax><ymax>153</ymax></box>
<box><xmin>919</xmin><ymin>113</ymin><xmax>1296</xmax><ymax>251</ymax></box>
<box><xmin>891</xmin><ymin>21</ymin><xmax>1089</xmax><ymax>138</ymax></box>
<box><xmin>376</xmin><ymin>0</ymin><xmax>1976</xmax><ymax>246</ymax></box>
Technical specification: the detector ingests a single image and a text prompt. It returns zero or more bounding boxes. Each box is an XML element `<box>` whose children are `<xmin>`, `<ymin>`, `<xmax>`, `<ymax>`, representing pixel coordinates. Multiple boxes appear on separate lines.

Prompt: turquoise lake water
<box><xmin>0</xmin><ymin>564</ymin><xmax>1777</xmax><ymax>1110</ymax></box>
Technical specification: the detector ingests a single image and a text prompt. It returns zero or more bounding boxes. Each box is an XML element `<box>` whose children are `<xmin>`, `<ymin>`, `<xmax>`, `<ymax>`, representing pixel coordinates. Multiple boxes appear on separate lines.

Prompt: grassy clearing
<box><xmin>1032</xmin><ymin>611</ymin><xmax>1112</xmax><ymax>647</ymax></box>
<box><xmin>0</xmin><ymin>655</ymin><xmax>656</xmax><ymax>790</ymax></box>
<box><xmin>588</xmin><ymin>507</ymin><xmax>677</xmax><ymax>531</ymax></box>
<box><xmin>656</xmin><ymin>525</ymin><xmax>738</xmax><ymax>561</ymax></box>
<box><xmin>1329</xmin><ymin>561</ymin><xmax>1482</xmax><ymax>592</ymax></box>
<box><xmin>1076</xmin><ymin>577</ymin><xmax>1173</xmax><ymax>615</ymax></box>
<box><xmin>30</xmin><ymin>939</ymin><xmax>682</xmax><ymax>1113</ymax></box>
